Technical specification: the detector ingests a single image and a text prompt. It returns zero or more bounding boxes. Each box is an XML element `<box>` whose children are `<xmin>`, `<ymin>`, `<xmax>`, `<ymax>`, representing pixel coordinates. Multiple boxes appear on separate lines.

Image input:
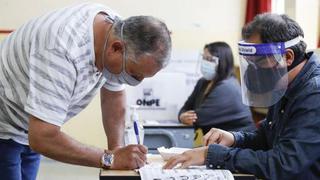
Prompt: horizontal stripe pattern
<box><xmin>0</xmin><ymin>3</ymin><xmax>122</xmax><ymax>145</ymax></box>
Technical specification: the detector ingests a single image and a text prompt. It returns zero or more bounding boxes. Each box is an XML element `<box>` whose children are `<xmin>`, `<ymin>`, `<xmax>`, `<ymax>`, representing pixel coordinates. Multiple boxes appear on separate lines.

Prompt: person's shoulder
<box><xmin>304</xmin><ymin>53</ymin><xmax>320</xmax><ymax>90</ymax></box>
<box><xmin>294</xmin><ymin>54</ymin><xmax>320</xmax><ymax>98</ymax></box>
<box><xmin>216</xmin><ymin>76</ymin><xmax>240</xmax><ymax>89</ymax></box>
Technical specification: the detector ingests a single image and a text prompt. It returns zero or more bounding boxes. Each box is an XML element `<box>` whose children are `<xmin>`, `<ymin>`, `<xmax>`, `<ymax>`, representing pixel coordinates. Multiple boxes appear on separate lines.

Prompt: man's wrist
<box><xmin>229</xmin><ymin>131</ymin><xmax>238</xmax><ymax>147</ymax></box>
<box><xmin>205</xmin><ymin>144</ymin><xmax>233</xmax><ymax>170</ymax></box>
<box><xmin>204</xmin><ymin>146</ymin><xmax>209</xmax><ymax>160</ymax></box>
<box><xmin>230</xmin><ymin>131</ymin><xmax>245</xmax><ymax>147</ymax></box>
<box><xmin>111</xmin><ymin>145</ymin><xmax>122</xmax><ymax>150</ymax></box>
<box><xmin>100</xmin><ymin>149</ymin><xmax>114</xmax><ymax>169</ymax></box>
<box><xmin>108</xmin><ymin>144</ymin><xmax>123</xmax><ymax>151</ymax></box>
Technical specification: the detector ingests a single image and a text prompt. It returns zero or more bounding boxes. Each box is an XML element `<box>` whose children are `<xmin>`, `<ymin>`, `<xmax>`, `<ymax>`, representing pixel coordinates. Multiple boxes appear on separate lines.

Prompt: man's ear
<box><xmin>110</xmin><ymin>40</ymin><xmax>124</xmax><ymax>53</ymax></box>
<box><xmin>285</xmin><ymin>49</ymin><xmax>295</xmax><ymax>67</ymax></box>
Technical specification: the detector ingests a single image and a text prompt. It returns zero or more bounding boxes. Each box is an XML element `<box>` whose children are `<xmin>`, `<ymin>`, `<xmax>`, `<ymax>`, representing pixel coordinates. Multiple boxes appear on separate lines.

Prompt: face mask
<box><xmin>102</xmin><ymin>63</ymin><xmax>141</xmax><ymax>86</ymax></box>
<box><xmin>244</xmin><ymin>64</ymin><xmax>286</xmax><ymax>94</ymax></box>
<box><xmin>101</xmin><ymin>21</ymin><xmax>142</xmax><ymax>86</ymax></box>
<box><xmin>200</xmin><ymin>57</ymin><xmax>219</xmax><ymax>80</ymax></box>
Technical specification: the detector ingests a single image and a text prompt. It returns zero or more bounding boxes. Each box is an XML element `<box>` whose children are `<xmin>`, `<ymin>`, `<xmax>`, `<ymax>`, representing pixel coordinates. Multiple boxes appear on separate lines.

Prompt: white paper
<box><xmin>139</xmin><ymin>165</ymin><xmax>234</xmax><ymax>180</ymax></box>
<box><xmin>157</xmin><ymin>146</ymin><xmax>191</xmax><ymax>161</ymax></box>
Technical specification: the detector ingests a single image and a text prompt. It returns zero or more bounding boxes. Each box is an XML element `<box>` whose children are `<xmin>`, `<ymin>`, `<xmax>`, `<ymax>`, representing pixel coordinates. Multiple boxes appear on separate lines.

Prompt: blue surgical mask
<box><xmin>101</xmin><ymin>21</ymin><xmax>142</xmax><ymax>86</ymax></box>
<box><xmin>200</xmin><ymin>59</ymin><xmax>218</xmax><ymax>80</ymax></box>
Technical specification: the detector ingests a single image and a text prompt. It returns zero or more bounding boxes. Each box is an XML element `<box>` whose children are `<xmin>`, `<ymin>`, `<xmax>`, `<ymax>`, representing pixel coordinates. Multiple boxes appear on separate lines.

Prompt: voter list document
<box><xmin>139</xmin><ymin>165</ymin><xmax>234</xmax><ymax>180</ymax></box>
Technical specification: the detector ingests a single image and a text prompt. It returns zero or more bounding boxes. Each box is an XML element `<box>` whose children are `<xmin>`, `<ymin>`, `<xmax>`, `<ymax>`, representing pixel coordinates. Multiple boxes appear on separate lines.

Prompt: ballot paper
<box><xmin>139</xmin><ymin>164</ymin><xmax>234</xmax><ymax>180</ymax></box>
<box><xmin>157</xmin><ymin>146</ymin><xmax>191</xmax><ymax>160</ymax></box>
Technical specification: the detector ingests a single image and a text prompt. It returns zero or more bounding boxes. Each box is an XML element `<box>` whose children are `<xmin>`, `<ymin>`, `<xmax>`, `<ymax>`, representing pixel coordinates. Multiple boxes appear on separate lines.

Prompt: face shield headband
<box><xmin>238</xmin><ymin>36</ymin><xmax>304</xmax><ymax>57</ymax></box>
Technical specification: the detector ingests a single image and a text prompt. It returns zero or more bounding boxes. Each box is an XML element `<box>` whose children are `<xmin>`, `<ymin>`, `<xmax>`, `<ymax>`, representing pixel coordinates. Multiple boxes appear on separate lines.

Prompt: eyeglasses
<box><xmin>200</xmin><ymin>54</ymin><xmax>219</xmax><ymax>63</ymax></box>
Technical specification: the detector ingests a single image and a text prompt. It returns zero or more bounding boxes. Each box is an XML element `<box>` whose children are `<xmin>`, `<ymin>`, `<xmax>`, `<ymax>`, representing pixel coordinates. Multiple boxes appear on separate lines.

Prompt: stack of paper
<box><xmin>139</xmin><ymin>165</ymin><xmax>234</xmax><ymax>180</ymax></box>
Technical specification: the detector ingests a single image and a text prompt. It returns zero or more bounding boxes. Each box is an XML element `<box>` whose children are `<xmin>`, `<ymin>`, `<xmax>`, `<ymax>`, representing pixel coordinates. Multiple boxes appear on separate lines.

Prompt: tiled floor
<box><xmin>37</xmin><ymin>157</ymin><xmax>99</xmax><ymax>180</ymax></box>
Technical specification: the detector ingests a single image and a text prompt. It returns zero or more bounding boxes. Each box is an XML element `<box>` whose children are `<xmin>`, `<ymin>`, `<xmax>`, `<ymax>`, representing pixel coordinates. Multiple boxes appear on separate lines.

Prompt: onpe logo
<box><xmin>136</xmin><ymin>88</ymin><xmax>160</xmax><ymax>107</ymax></box>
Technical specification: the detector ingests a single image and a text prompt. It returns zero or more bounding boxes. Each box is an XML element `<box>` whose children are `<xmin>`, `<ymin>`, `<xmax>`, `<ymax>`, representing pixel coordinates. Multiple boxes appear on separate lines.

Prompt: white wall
<box><xmin>284</xmin><ymin>0</ymin><xmax>320</xmax><ymax>49</ymax></box>
<box><xmin>0</xmin><ymin>0</ymin><xmax>246</xmax><ymax>61</ymax></box>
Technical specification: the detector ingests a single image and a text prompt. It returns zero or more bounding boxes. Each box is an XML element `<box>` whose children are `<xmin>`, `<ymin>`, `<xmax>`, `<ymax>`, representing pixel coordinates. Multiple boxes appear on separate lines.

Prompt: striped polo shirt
<box><xmin>0</xmin><ymin>3</ymin><xmax>125</xmax><ymax>145</ymax></box>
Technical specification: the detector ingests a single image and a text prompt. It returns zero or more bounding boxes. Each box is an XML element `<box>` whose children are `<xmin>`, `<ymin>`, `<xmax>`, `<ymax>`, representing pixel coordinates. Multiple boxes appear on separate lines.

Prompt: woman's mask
<box><xmin>200</xmin><ymin>59</ymin><xmax>219</xmax><ymax>80</ymax></box>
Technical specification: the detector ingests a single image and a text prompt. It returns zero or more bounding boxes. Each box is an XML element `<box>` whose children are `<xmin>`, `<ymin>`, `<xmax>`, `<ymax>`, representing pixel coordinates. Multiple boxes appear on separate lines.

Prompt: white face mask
<box><xmin>101</xmin><ymin>21</ymin><xmax>142</xmax><ymax>86</ymax></box>
<box><xmin>102</xmin><ymin>53</ymin><xmax>141</xmax><ymax>86</ymax></box>
<box><xmin>200</xmin><ymin>57</ymin><xmax>219</xmax><ymax>80</ymax></box>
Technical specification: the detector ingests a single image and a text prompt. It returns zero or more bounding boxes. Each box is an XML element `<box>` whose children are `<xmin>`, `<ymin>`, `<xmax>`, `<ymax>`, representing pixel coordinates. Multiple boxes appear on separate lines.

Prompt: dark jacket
<box><xmin>206</xmin><ymin>52</ymin><xmax>320</xmax><ymax>180</ymax></box>
<box><xmin>179</xmin><ymin>76</ymin><xmax>256</xmax><ymax>134</ymax></box>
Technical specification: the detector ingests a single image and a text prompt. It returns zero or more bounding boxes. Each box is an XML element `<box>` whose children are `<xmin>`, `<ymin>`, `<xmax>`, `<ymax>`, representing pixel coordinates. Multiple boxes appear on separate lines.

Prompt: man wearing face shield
<box><xmin>163</xmin><ymin>13</ymin><xmax>320</xmax><ymax>180</ymax></box>
<box><xmin>0</xmin><ymin>3</ymin><xmax>172</xmax><ymax>179</ymax></box>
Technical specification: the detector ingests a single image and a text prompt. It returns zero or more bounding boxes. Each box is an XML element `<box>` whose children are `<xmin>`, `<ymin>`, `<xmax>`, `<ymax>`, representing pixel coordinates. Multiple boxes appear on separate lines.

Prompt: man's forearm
<box><xmin>101</xmin><ymin>88</ymin><xmax>126</xmax><ymax>150</ymax></box>
<box><xmin>28</xmin><ymin>117</ymin><xmax>104</xmax><ymax>167</ymax></box>
<box><xmin>34</xmin><ymin>131</ymin><xmax>103</xmax><ymax>167</ymax></box>
<box><xmin>232</xmin><ymin>130</ymin><xmax>267</xmax><ymax>150</ymax></box>
<box><xmin>104</xmin><ymin>117</ymin><xmax>125</xmax><ymax>149</ymax></box>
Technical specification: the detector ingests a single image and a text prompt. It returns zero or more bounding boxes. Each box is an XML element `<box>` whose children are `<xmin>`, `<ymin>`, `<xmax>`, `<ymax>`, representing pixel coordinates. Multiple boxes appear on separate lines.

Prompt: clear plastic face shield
<box><xmin>238</xmin><ymin>36</ymin><xmax>303</xmax><ymax>107</ymax></box>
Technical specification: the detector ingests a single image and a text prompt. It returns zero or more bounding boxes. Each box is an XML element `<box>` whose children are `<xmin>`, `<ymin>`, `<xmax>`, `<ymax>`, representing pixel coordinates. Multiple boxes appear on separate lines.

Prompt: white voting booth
<box><xmin>126</xmin><ymin>72</ymin><xmax>188</xmax><ymax>123</ymax></box>
<box><xmin>125</xmin><ymin>50</ymin><xmax>201</xmax><ymax>152</ymax></box>
<box><xmin>125</xmin><ymin>72</ymin><xmax>195</xmax><ymax>152</ymax></box>
<box><xmin>125</xmin><ymin>50</ymin><xmax>201</xmax><ymax>123</ymax></box>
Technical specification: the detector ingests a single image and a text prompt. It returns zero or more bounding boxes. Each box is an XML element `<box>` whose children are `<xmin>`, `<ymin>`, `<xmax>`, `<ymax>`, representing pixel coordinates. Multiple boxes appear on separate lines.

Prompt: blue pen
<box><xmin>133</xmin><ymin>120</ymin><xmax>140</xmax><ymax>144</ymax></box>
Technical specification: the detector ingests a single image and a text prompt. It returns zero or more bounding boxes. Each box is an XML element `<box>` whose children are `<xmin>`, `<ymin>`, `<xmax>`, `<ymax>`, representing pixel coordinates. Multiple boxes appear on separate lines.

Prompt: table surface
<box><xmin>100</xmin><ymin>154</ymin><xmax>256</xmax><ymax>180</ymax></box>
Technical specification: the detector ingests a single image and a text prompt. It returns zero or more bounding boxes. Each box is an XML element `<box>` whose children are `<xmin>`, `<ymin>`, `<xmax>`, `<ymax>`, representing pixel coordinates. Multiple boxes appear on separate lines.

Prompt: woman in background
<box><xmin>178</xmin><ymin>42</ymin><xmax>255</xmax><ymax>143</ymax></box>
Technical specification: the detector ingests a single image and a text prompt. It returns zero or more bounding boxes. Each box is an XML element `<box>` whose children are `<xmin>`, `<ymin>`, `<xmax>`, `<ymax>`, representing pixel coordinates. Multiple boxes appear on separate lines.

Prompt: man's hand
<box><xmin>163</xmin><ymin>147</ymin><xmax>208</xmax><ymax>169</ymax></box>
<box><xmin>179</xmin><ymin>110</ymin><xmax>197</xmax><ymax>125</ymax></box>
<box><xmin>203</xmin><ymin>128</ymin><xmax>235</xmax><ymax>146</ymax></box>
<box><xmin>111</xmin><ymin>144</ymin><xmax>148</xmax><ymax>169</ymax></box>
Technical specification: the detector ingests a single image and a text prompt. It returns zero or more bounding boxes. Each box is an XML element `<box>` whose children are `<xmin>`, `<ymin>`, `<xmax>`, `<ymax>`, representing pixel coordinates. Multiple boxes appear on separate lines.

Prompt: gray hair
<box><xmin>113</xmin><ymin>16</ymin><xmax>172</xmax><ymax>68</ymax></box>
<box><xmin>242</xmin><ymin>13</ymin><xmax>307</xmax><ymax>60</ymax></box>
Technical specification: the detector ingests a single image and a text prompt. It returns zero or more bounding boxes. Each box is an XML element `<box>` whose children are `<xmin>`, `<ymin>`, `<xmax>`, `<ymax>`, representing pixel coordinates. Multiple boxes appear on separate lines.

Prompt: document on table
<box><xmin>139</xmin><ymin>164</ymin><xmax>234</xmax><ymax>180</ymax></box>
<box><xmin>157</xmin><ymin>146</ymin><xmax>191</xmax><ymax>160</ymax></box>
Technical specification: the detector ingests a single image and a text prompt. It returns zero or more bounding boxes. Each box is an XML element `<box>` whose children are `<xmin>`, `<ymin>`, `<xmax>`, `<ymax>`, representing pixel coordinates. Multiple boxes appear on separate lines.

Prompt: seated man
<box><xmin>163</xmin><ymin>13</ymin><xmax>320</xmax><ymax>179</ymax></box>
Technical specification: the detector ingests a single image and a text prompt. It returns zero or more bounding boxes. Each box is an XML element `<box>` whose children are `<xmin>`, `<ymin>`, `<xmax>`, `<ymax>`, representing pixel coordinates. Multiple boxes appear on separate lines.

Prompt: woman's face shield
<box><xmin>238</xmin><ymin>36</ymin><xmax>303</xmax><ymax>107</ymax></box>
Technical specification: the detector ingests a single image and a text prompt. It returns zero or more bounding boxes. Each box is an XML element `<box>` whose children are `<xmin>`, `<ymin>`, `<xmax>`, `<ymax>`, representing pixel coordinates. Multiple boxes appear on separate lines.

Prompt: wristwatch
<box><xmin>101</xmin><ymin>150</ymin><xmax>114</xmax><ymax>169</ymax></box>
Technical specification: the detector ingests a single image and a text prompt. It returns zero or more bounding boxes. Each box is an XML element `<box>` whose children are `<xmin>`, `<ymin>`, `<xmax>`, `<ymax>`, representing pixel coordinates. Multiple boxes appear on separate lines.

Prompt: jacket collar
<box><xmin>285</xmin><ymin>52</ymin><xmax>319</xmax><ymax>99</ymax></box>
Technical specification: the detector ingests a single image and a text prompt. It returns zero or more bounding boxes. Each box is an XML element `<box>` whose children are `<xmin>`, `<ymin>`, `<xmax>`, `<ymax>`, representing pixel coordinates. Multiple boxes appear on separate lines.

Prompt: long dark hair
<box><xmin>204</xmin><ymin>41</ymin><xmax>235</xmax><ymax>83</ymax></box>
<box><xmin>201</xmin><ymin>41</ymin><xmax>235</xmax><ymax>99</ymax></box>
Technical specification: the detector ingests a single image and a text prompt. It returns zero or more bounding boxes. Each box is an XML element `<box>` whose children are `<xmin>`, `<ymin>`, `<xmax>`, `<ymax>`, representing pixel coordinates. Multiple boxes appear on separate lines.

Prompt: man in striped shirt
<box><xmin>0</xmin><ymin>3</ymin><xmax>171</xmax><ymax>179</ymax></box>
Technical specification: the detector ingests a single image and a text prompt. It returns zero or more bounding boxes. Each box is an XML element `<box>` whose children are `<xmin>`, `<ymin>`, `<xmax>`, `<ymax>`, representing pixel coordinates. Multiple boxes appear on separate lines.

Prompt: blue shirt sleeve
<box><xmin>230</xmin><ymin>119</ymin><xmax>269</xmax><ymax>150</ymax></box>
